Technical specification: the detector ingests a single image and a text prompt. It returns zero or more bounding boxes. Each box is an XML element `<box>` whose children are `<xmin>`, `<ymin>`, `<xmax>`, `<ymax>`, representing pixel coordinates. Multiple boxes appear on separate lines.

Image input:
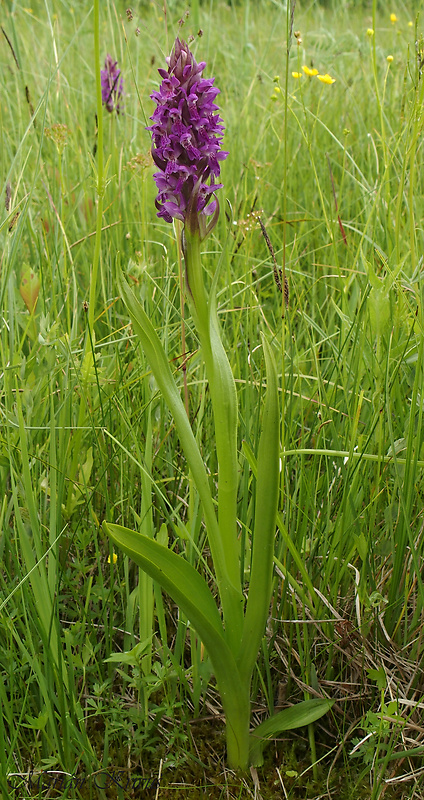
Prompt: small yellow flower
<box><xmin>366</xmin><ymin>28</ymin><xmax>374</xmax><ymax>37</ymax></box>
<box><xmin>317</xmin><ymin>73</ymin><xmax>336</xmax><ymax>84</ymax></box>
<box><xmin>302</xmin><ymin>65</ymin><xmax>318</xmax><ymax>76</ymax></box>
<box><xmin>408</xmin><ymin>21</ymin><xmax>413</xmax><ymax>27</ymax></box>
<box><xmin>390</xmin><ymin>13</ymin><xmax>398</xmax><ymax>23</ymax></box>
<box><xmin>386</xmin><ymin>54</ymin><xmax>394</xmax><ymax>62</ymax></box>
<box><xmin>274</xmin><ymin>86</ymin><xmax>281</xmax><ymax>93</ymax></box>
<box><xmin>292</xmin><ymin>71</ymin><xmax>302</xmax><ymax>79</ymax></box>
<box><xmin>107</xmin><ymin>552</ymin><xmax>118</xmax><ymax>564</ymax></box>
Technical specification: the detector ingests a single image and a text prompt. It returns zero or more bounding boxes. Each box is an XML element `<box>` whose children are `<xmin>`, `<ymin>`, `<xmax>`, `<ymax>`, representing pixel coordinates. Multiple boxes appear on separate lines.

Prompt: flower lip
<box><xmin>148</xmin><ymin>38</ymin><xmax>228</xmax><ymax>228</ymax></box>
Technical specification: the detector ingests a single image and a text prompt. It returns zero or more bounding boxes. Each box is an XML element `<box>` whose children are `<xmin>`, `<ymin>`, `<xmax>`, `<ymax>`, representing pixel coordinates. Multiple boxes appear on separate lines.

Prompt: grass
<box><xmin>1</xmin><ymin>0</ymin><xmax>424</xmax><ymax>796</ymax></box>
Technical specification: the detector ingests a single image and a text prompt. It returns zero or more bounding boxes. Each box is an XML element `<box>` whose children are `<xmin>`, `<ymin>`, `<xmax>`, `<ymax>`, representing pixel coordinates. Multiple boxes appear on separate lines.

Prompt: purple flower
<box><xmin>148</xmin><ymin>38</ymin><xmax>228</xmax><ymax>229</ymax></box>
<box><xmin>101</xmin><ymin>54</ymin><xmax>124</xmax><ymax>114</ymax></box>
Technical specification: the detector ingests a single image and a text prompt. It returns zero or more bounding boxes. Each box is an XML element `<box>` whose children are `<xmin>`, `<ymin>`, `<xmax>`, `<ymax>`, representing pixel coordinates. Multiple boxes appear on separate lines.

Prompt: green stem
<box><xmin>89</xmin><ymin>0</ymin><xmax>104</xmax><ymax>334</ymax></box>
<box><xmin>221</xmin><ymin>679</ymin><xmax>251</xmax><ymax>771</ymax></box>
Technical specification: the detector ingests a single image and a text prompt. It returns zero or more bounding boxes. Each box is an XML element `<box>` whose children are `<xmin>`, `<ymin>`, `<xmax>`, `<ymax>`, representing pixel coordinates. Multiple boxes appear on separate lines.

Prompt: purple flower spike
<box><xmin>148</xmin><ymin>38</ymin><xmax>228</xmax><ymax>232</ymax></box>
<box><xmin>101</xmin><ymin>54</ymin><xmax>124</xmax><ymax>114</ymax></box>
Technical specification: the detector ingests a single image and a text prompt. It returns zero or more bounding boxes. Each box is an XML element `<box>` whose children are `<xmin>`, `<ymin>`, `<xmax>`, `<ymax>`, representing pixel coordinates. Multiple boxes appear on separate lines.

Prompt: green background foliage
<box><xmin>1</xmin><ymin>0</ymin><xmax>424</xmax><ymax>796</ymax></box>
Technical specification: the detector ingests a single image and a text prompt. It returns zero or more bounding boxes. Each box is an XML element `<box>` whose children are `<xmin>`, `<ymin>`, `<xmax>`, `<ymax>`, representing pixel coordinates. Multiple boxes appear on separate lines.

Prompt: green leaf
<box><xmin>242</xmin><ymin>442</ymin><xmax>316</xmax><ymax>610</ymax></box>
<box><xmin>23</xmin><ymin>710</ymin><xmax>49</xmax><ymax>731</ymax></box>
<box><xmin>105</xmin><ymin>638</ymin><xmax>153</xmax><ymax>666</ymax></box>
<box><xmin>103</xmin><ymin>521</ymin><xmax>251</xmax><ymax>757</ymax></box>
<box><xmin>103</xmin><ymin>522</ymin><xmax>225</xmax><ymax>645</ymax></box>
<box><xmin>238</xmin><ymin>334</ymin><xmax>279</xmax><ymax>679</ymax></box>
<box><xmin>19</xmin><ymin>266</ymin><xmax>40</xmax><ymax>313</ymax></box>
<box><xmin>367</xmin><ymin>667</ymin><xmax>386</xmax><ymax>692</ymax></box>
<box><xmin>118</xmin><ymin>274</ymin><xmax>244</xmax><ymax>642</ymax></box>
<box><xmin>249</xmin><ymin>699</ymin><xmax>334</xmax><ymax>766</ymax></box>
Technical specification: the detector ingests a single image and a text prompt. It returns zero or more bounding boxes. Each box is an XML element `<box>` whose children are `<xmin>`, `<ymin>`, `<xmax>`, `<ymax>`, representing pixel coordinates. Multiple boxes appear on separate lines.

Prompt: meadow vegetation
<box><xmin>1</xmin><ymin>0</ymin><xmax>424</xmax><ymax>797</ymax></box>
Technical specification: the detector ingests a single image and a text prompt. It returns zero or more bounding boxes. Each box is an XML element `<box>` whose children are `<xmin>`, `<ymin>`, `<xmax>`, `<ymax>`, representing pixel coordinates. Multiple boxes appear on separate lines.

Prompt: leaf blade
<box><xmin>250</xmin><ymin>699</ymin><xmax>334</xmax><ymax>766</ymax></box>
<box><xmin>238</xmin><ymin>334</ymin><xmax>279</xmax><ymax>678</ymax></box>
<box><xmin>104</xmin><ymin>521</ymin><xmax>224</xmax><ymax>640</ymax></box>
<box><xmin>118</xmin><ymin>275</ymin><xmax>243</xmax><ymax>626</ymax></box>
<box><xmin>103</xmin><ymin>521</ymin><xmax>251</xmax><ymax>750</ymax></box>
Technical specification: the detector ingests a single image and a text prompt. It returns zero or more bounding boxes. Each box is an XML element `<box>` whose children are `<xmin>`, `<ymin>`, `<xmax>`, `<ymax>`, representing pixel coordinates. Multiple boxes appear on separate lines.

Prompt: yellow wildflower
<box><xmin>386</xmin><ymin>55</ymin><xmax>394</xmax><ymax>62</ymax></box>
<box><xmin>390</xmin><ymin>13</ymin><xmax>398</xmax><ymax>23</ymax></box>
<box><xmin>302</xmin><ymin>65</ymin><xmax>318</xmax><ymax>76</ymax></box>
<box><xmin>107</xmin><ymin>552</ymin><xmax>118</xmax><ymax>564</ymax></box>
<box><xmin>366</xmin><ymin>28</ymin><xmax>374</xmax><ymax>37</ymax></box>
<box><xmin>408</xmin><ymin>21</ymin><xmax>413</xmax><ymax>27</ymax></box>
<box><xmin>317</xmin><ymin>73</ymin><xmax>336</xmax><ymax>84</ymax></box>
<box><xmin>292</xmin><ymin>71</ymin><xmax>302</xmax><ymax>79</ymax></box>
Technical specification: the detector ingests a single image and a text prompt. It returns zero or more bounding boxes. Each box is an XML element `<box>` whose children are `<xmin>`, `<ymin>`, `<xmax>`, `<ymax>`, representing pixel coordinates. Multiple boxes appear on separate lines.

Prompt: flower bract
<box><xmin>148</xmin><ymin>38</ymin><xmax>228</xmax><ymax>227</ymax></box>
<box><xmin>101</xmin><ymin>54</ymin><xmax>124</xmax><ymax>114</ymax></box>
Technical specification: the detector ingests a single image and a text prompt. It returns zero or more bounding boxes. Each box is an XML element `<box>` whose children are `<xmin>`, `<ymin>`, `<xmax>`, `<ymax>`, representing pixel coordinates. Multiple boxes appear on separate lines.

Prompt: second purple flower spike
<box><xmin>101</xmin><ymin>54</ymin><xmax>124</xmax><ymax>114</ymax></box>
<box><xmin>148</xmin><ymin>38</ymin><xmax>228</xmax><ymax>228</ymax></box>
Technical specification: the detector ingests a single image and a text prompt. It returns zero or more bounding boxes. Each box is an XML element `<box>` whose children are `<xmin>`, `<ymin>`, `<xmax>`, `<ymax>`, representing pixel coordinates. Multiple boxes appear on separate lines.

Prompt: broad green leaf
<box><xmin>104</xmin><ymin>522</ymin><xmax>225</xmax><ymax>644</ymax></box>
<box><xmin>103</xmin><ymin>521</ymin><xmax>250</xmax><ymax>748</ymax></box>
<box><xmin>249</xmin><ymin>699</ymin><xmax>334</xmax><ymax>766</ymax></box>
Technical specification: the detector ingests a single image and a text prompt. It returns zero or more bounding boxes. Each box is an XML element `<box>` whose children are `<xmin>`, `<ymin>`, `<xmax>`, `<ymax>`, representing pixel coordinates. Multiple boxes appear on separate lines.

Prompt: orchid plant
<box><xmin>101</xmin><ymin>54</ymin><xmax>124</xmax><ymax>114</ymax></box>
<box><xmin>103</xmin><ymin>38</ymin><xmax>332</xmax><ymax>770</ymax></box>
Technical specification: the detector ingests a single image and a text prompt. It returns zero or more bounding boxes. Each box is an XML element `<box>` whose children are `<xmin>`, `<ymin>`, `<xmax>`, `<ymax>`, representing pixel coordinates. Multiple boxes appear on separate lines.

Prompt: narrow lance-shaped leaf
<box><xmin>118</xmin><ymin>273</ymin><xmax>243</xmax><ymax>632</ymax></box>
<box><xmin>249</xmin><ymin>699</ymin><xmax>334</xmax><ymax>767</ymax></box>
<box><xmin>241</xmin><ymin>440</ymin><xmax>317</xmax><ymax>606</ymax></box>
<box><xmin>238</xmin><ymin>334</ymin><xmax>279</xmax><ymax>677</ymax></box>
<box><xmin>182</xmin><ymin>229</ymin><xmax>242</xmax><ymax>632</ymax></box>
